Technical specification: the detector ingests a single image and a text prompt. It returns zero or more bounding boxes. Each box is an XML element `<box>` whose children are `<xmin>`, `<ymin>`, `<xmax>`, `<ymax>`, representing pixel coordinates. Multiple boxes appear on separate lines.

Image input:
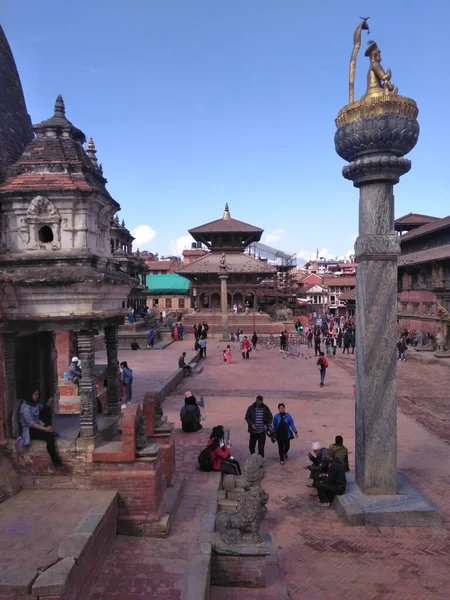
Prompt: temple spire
<box><xmin>54</xmin><ymin>94</ymin><xmax>66</xmax><ymax>118</ymax></box>
<box><xmin>86</xmin><ymin>137</ymin><xmax>99</xmax><ymax>168</ymax></box>
<box><xmin>223</xmin><ymin>203</ymin><xmax>231</xmax><ymax>220</ymax></box>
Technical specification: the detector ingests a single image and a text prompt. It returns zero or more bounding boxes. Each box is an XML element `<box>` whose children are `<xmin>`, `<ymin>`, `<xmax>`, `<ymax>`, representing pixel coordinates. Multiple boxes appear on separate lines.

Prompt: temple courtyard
<box><xmin>82</xmin><ymin>338</ymin><xmax>450</xmax><ymax>600</ymax></box>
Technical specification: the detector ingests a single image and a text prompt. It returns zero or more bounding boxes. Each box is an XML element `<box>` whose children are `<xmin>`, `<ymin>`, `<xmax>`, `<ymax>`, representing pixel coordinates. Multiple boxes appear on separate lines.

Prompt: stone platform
<box><xmin>0</xmin><ymin>489</ymin><xmax>117</xmax><ymax>600</ymax></box>
<box><xmin>334</xmin><ymin>472</ymin><xmax>442</xmax><ymax>527</ymax></box>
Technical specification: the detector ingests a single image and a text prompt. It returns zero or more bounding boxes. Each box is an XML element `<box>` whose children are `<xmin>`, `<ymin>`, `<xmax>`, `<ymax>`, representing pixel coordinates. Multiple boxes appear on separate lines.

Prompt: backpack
<box><xmin>322</xmin><ymin>357</ymin><xmax>329</xmax><ymax>369</ymax></box>
<box><xmin>198</xmin><ymin>446</ymin><xmax>213</xmax><ymax>472</ymax></box>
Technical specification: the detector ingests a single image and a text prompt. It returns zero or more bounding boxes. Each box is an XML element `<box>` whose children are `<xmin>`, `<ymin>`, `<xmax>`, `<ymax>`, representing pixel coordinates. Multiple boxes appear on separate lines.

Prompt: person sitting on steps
<box><xmin>180</xmin><ymin>392</ymin><xmax>202</xmax><ymax>432</ymax></box>
<box><xmin>207</xmin><ymin>425</ymin><xmax>241</xmax><ymax>475</ymax></box>
<box><xmin>316</xmin><ymin>449</ymin><xmax>347</xmax><ymax>507</ymax></box>
<box><xmin>18</xmin><ymin>390</ymin><xmax>64</xmax><ymax>470</ymax></box>
<box><xmin>179</xmin><ymin>352</ymin><xmax>193</xmax><ymax>376</ymax></box>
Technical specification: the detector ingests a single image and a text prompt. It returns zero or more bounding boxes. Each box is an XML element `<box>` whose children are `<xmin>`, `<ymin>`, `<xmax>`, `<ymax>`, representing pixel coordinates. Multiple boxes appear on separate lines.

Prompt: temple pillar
<box><xmin>1</xmin><ymin>332</ymin><xmax>17</xmax><ymax>439</ymax></box>
<box><xmin>104</xmin><ymin>324</ymin><xmax>120</xmax><ymax>415</ymax></box>
<box><xmin>76</xmin><ymin>329</ymin><xmax>98</xmax><ymax>437</ymax></box>
<box><xmin>219</xmin><ymin>275</ymin><xmax>229</xmax><ymax>341</ymax></box>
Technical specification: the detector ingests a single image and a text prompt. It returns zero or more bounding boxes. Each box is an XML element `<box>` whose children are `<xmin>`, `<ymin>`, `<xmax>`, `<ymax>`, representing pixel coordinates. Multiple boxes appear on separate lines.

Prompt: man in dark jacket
<box><xmin>316</xmin><ymin>449</ymin><xmax>347</xmax><ymax>506</ymax></box>
<box><xmin>245</xmin><ymin>395</ymin><xmax>273</xmax><ymax>458</ymax></box>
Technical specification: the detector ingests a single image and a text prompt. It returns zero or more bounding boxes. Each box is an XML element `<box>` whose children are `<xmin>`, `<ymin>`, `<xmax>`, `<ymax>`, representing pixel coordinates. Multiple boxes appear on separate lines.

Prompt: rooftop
<box><xmin>398</xmin><ymin>244</ymin><xmax>450</xmax><ymax>267</ymax></box>
<box><xmin>145</xmin><ymin>274</ymin><xmax>190</xmax><ymax>295</ymax></box>
<box><xmin>177</xmin><ymin>251</ymin><xmax>277</xmax><ymax>275</ymax></box>
<box><xmin>400</xmin><ymin>215</ymin><xmax>450</xmax><ymax>242</ymax></box>
<box><xmin>395</xmin><ymin>212</ymin><xmax>440</xmax><ymax>226</ymax></box>
<box><xmin>189</xmin><ymin>204</ymin><xmax>263</xmax><ymax>236</ymax></box>
<box><xmin>323</xmin><ymin>276</ymin><xmax>357</xmax><ymax>287</ymax></box>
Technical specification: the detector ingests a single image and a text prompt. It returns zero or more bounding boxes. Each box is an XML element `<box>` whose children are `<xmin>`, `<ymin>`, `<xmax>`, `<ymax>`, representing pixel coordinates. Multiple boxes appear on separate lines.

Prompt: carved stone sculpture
<box><xmin>215</xmin><ymin>454</ymin><xmax>268</xmax><ymax>545</ymax></box>
<box><xmin>135</xmin><ymin>413</ymin><xmax>148</xmax><ymax>450</ymax></box>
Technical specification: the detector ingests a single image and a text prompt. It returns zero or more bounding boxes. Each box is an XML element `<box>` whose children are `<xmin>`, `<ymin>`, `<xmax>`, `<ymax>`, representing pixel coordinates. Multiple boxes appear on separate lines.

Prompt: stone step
<box><xmin>136</xmin><ymin>442</ymin><xmax>160</xmax><ymax>458</ymax></box>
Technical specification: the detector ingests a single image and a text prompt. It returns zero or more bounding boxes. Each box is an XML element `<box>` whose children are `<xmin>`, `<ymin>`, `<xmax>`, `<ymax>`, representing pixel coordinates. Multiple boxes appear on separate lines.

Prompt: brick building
<box><xmin>397</xmin><ymin>214</ymin><xmax>450</xmax><ymax>347</ymax></box>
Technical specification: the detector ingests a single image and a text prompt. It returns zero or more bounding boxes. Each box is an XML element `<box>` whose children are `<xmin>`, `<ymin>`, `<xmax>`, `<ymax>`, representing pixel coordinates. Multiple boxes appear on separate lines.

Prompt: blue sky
<box><xmin>3</xmin><ymin>1</ymin><xmax>449</xmax><ymax>260</ymax></box>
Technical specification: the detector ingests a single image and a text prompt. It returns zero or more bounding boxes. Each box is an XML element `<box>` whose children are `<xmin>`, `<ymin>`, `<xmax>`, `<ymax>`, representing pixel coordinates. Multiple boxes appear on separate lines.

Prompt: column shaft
<box><xmin>104</xmin><ymin>324</ymin><xmax>120</xmax><ymax>415</ymax></box>
<box><xmin>2</xmin><ymin>332</ymin><xmax>17</xmax><ymax>439</ymax></box>
<box><xmin>77</xmin><ymin>330</ymin><xmax>98</xmax><ymax>437</ymax></box>
<box><xmin>355</xmin><ymin>181</ymin><xmax>399</xmax><ymax>494</ymax></box>
<box><xmin>219</xmin><ymin>276</ymin><xmax>229</xmax><ymax>341</ymax></box>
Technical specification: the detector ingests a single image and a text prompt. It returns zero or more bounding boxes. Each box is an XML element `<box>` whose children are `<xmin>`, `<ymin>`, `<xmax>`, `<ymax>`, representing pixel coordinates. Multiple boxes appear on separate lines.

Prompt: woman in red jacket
<box><xmin>207</xmin><ymin>426</ymin><xmax>241</xmax><ymax>474</ymax></box>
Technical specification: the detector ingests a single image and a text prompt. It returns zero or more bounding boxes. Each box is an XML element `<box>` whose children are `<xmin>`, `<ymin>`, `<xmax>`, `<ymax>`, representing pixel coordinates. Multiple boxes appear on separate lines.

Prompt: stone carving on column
<box><xmin>135</xmin><ymin>413</ymin><xmax>148</xmax><ymax>450</ymax></box>
<box><xmin>2</xmin><ymin>332</ymin><xmax>17</xmax><ymax>438</ymax></box>
<box><xmin>76</xmin><ymin>329</ymin><xmax>98</xmax><ymax>436</ymax></box>
<box><xmin>215</xmin><ymin>454</ymin><xmax>269</xmax><ymax>545</ymax></box>
<box><xmin>104</xmin><ymin>324</ymin><xmax>120</xmax><ymax>415</ymax></box>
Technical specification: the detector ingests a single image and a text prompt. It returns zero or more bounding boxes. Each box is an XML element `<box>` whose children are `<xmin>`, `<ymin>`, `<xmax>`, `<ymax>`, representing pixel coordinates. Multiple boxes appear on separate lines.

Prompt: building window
<box><xmin>330</xmin><ymin>295</ymin><xmax>336</xmax><ymax>304</ymax></box>
<box><xmin>38</xmin><ymin>225</ymin><xmax>54</xmax><ymax>243</ymax></box>
<box><xmin>165</xmin><ymin>298</ymin><xmax>172</xmax><ymax>309</ymax></box>
<box><xmin>411</xmin><ymin>302</ymin><xmax>420</xmax><ymax>315</ymax></box>
<box><xmin>401</xmin><ymin>302</ymin><xmax>408</xmax><ymax>313</ymax></box>
<box><xmin>178</xmin><ymin>298</ymin><xmax>185</xmax><ymax>309</ymax></box>
<box><xmin>424</xmin><ymin>302</ymin><xmax>432</xmax><ymax>315</ymax></box>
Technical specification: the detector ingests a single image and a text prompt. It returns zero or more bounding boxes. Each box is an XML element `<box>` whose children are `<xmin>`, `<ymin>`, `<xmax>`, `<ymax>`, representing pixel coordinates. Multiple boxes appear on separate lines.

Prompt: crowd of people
<box><xmin>191</xmin><ymin>394</ymin><xmax>349</xmax><ymax>507</ymax></box>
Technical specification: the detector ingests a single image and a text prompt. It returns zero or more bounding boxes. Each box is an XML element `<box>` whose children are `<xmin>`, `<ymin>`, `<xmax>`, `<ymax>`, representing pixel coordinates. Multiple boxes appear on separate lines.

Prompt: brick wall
<box><xmin>55</xmin><ymin>331</ymin><xmax>71</xmax><ymax>378</ymax></box>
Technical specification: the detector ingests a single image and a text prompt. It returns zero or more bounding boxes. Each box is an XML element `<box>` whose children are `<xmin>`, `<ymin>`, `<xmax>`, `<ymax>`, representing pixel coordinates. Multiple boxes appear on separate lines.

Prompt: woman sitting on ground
<box><xmin>180</xmin><ymin>392</ymin><xmax>202</xmax><ymax>432</ymax></box>
<box><xmin>19</xmin><ymin>390</ymin><xmax>64</xmax><ymax>469</ymax></box>
<box><xmin>207</xmin><ymin>425</ymin><xmax>241</xmax><ymax>475</ymax></box>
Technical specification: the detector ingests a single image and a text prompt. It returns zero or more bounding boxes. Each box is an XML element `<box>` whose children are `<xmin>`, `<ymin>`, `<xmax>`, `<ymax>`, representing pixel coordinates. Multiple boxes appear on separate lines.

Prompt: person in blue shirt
<box><xmin>272</xmin><ymin>403</ymin><xmax>298</xmax><ymax>465</ymax></box>
<box><xmin>120</xmin><ymin>361</ymin><xmax>133</xmax><ymax>403</ymax></box>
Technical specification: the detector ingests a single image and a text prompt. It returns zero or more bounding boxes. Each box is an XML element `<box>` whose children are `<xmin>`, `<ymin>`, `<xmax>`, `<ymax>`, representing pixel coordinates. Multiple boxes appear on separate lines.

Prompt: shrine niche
<box><xmin>25</xmin><ymin>195</ymin><xmax>61</xmax><ymax>250</ymax></box>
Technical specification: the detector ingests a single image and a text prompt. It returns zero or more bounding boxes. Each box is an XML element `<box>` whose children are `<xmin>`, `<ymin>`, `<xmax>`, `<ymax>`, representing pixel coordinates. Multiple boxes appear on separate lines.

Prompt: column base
<box><xmin>334</xmin><ymin>472</ymin><xmax>442</xmax><ymax>527</ymax></box>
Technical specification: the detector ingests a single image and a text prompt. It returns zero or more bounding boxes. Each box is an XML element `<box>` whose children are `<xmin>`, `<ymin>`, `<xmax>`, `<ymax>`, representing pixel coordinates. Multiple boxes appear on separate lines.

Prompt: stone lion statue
<box><xmin>215</xmin><ymin>454</ymin><xmax>269</xmax><ymax>545</ymax></box>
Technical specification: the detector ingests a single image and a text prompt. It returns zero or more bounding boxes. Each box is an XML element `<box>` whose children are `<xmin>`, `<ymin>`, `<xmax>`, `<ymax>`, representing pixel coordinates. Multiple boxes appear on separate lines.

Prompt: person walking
<box><xmin>147</xmin><ymin>327</ymin><xmax>155</xmax><ymax>348</ymax></box>
<box><xmin>272</xmin><ymin>403</ymin><xmax>298</xmax><ymax>465</ymax></box>
<box><xmin>397</xmin><ymin>337</ymin><xmax>407</xmax><ymax>361</ymax></box>
<box><xmin>199</xmin><ymin>336</ymin><xmax>207</xmax><ymax>359</ymax></box>
<box><xmin>120</xmin><ymin>361</ymin><xmax>133</xmax><ymax>403</ymax></box>
<box><xmin>241</xmin><ymin>336</ymin><xmax>251</xmax><ymax>359</ymax></box>
<box><xmin>251</xmin><ymin>331</ymin><xmax>258</xmax><ymax>351</ymax></box>
<box><xmin>314</xmin><ymin>332</ymin><xmax>321</xmax><ymax>356</ymax></box>
<box><xmin>317</xmin><ymin>351</ymin><xmax>328</xmax><ymax>387</ymax></box>
<box><xmin>245</xmin><ymin>395</ymin><xmax>273</xmax><ymax>458</ymax></box>
<box><xmin>279</xmin><ymin>331</ymin><xmax>286</xmax><ymax>353</ymax></box>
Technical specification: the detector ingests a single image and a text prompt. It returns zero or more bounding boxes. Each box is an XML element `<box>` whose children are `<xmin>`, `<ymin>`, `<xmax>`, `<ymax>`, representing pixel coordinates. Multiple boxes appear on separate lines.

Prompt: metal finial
<box><xmin>223</xmin><ymin>203</ymin><xmax>231</xmax><ymax>220</ymax></box>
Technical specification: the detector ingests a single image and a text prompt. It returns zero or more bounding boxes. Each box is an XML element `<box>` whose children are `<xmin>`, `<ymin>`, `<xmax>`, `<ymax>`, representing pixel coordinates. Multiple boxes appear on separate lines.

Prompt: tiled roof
<box><xmin>0</xmin><ymin>96</ymin><xmax>114</xmax><ymax>202</ymax></box>
<box><xmin>398</xmin><ymin>245</ymin><xmax>450</xmax><ymax>266</ymax></box>
<box><xmin>146</xmin><ymin>261</ymin><xmax>178</xmax><ymax>272</ymax></box>
<box><xmin>395</xmin><ymin>212</ymin><xmax>439</xmax><ymax>225</ymax></box>
<box><xmin>177</xmin><ymin>252</ymin><xmax>277</xmax><ymax>275</ymax></box>
<box><xmin>189</xmin><ymin>217</ymin><xmax>262</xmax><ymax>234</ymax></box>
<box><xmin>323</xmin><ymin>276</ymin><xmax>357</xmax><ymax>288</ymax></box>
<box><xmin>400</xmin><ymin>216</ymin><xmax>450</xmax><ymax>242</ymax></box>
<box><xmin>339</xmin><ymin>289</ymin><xmax>356</xmax><ymax>301</ymax></box>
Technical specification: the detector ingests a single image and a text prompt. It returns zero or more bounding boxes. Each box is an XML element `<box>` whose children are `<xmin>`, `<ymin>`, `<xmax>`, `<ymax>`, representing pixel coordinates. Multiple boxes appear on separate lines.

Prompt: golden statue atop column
<box><xmin>337</xmin><ymin>18</ymin><xmax>417</xmax><ymax>128</ymax></box>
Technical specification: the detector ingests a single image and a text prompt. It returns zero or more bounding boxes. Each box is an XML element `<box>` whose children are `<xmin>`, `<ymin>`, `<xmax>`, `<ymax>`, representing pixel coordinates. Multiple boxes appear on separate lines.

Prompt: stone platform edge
<box><xmin>0</xmin><ymin>491</ymin><xmax>118</xmax><ymax>600</ymax></box>
<box><xmin>181</xmin><ymin>472</ymin><xmax>222</xmax><ymax>600</ymax></box>
<box><xmin>334</xmin><ymin>472</ymin><xmax>442</xmax><ymax>527</ymax></box>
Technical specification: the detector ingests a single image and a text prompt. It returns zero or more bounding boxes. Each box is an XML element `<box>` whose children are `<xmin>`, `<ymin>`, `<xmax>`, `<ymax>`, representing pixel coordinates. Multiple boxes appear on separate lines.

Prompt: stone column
<box><xmin>76</xmin><ymin>329</ymin><xmax>98</xmax><ymax>437</ymax></box>
<box><xmin>1</xmin><ymin>332</ymin><xmax>17</xmax><ymax>439</ymax></box>
<box><xmin>104</xmin><ymin>324</ymin><xmax>120</xmax><ymax>415</ymax></box>
<box><xmin>336</xmin><ymin>120</ymin><xmax>417</xmax><ymax>494</ymax></box>
<box><xmin>350</xmin><ymin>169</ymin><xmax>408</xmax><ymax>495</ymax></box>
<box><xmin>219</xmin><ymin>275</ymin><xmax>229</xmax><ymax>341</ymax></box>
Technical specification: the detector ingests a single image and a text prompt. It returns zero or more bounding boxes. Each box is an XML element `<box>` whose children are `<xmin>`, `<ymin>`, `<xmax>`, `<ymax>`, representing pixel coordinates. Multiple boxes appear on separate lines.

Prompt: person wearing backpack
<box><xmin>317</xmin><ymin>351</ymin><xmax>328</xmax><ymax>387</ymax></box>
<box><xmin>204</xmin><ymin>426</ymin><xmax>241</xmax><ymax>474</ymax></box>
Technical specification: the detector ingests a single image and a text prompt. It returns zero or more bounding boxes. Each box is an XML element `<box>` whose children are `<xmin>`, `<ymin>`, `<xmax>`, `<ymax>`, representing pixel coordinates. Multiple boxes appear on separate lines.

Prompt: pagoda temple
<box><xmin>178</xmin><ymin>204</ymin><xmax>277</xmax><ymax>310</ymax></box>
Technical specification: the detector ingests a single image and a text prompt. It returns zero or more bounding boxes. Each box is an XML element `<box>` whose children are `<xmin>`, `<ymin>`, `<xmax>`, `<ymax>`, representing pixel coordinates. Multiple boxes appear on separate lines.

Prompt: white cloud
<box><xmin>170</xmin><ymin>235</ymin><xmax>196</xmax><ymax>257</ymax></box>
<box><xmin>131</xmin><ymin>224</ymin><xmax>156</xmax><ymax>249</ymax></box>
<box><xmin>263</xmin><ymin>228</ymin><xmax>285</xmax><ymax>245</ymax></box>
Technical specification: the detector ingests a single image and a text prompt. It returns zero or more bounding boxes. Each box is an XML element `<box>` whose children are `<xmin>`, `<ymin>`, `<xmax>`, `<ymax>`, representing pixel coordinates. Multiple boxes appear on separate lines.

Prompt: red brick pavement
<box><xmin>88</xmin><ymin>341</ymin><xmax>450</xmax><ymax>600</ymax></box>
